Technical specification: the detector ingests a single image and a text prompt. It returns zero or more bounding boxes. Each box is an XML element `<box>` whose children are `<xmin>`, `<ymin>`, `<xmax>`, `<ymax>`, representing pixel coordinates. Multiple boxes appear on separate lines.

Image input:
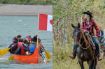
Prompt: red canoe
<box><xmin>12</xmin><ymin>47</ymin><xmax>41</xmax><ymax>64</ymax></box>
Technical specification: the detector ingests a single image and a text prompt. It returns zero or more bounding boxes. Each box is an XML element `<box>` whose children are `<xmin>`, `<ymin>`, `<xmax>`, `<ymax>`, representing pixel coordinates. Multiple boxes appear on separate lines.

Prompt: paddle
<box><xmin>8</xmin><ymin>55</ymin><xmax>14</xmax><ymax>61</ymax></box>
<box><xmin>0</xmin><ymin>47</ymin><xmax>14</xmax><ymax>61</ymax></box>
<box><xmin>0</xmin><ymin>48</ymin><xmax>10</xmax><ymax>56</ymax></box>
<box><xmin>45</xmin><ymin>50</ymin><xmax>51</xmax><ymax>61</ymax></box>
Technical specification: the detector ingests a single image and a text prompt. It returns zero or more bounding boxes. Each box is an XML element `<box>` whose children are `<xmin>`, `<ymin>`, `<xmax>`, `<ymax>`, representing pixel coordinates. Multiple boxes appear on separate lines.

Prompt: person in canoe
<box><xmin>16</xmin><ymin>39</ymin><xmax>26</xmax><ymax>55</ymax></box>
<box><xmin>31</xmin><ymin>35</ymin><xmax>48</xmax><ymax>63</ymax></box>
<box><xmin>25</xmin><ymin>35</ymin><xmax>32</xmax><ymax>44</ymax></box>
<box><xmin>13</xmin><ymin>35</ymin><xmax>22</xmax><ymax>43</ymax></box>
<box><xmin>9</xmin><ymin>35</ymin><xmax>27</xmax><ymax>55</ymax></box>
<box><xmin>28</xmin><ymin>35</ymin><xmax>37</xmax><ymax>54</ymax></box>
<box><xmin>9</xmin><ymin>40</ymin><xmax>18</xmax><ymax>54</ymax></box>
<box><xmin>23</xmin><ymin>39</ymin><xmax>30</xmax><ymax>55</ymax></box>
<box><xmin>9</xmin><ymin>35</ymin><xmax>22</xmax><ymax>54</ymax></box>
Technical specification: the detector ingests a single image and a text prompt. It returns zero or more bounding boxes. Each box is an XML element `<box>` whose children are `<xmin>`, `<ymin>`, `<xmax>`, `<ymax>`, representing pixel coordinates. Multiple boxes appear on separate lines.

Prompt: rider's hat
<box><xmin>83</xmin><ymin>11</ymin><xmax>93</xmax><ymax>18</ymax></box>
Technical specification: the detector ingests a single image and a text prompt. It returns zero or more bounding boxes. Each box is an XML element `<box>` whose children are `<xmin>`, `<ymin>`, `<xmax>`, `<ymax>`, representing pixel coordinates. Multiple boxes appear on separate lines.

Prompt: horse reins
<box><xmin>77</xmin><ymin>30</ymin><xmax>96</xmax><ymax>59</ymax></box>
<box><xmin>78</xmin><ymin>30</ymin><xmax>91</xmax><ymax>50</ymax></box>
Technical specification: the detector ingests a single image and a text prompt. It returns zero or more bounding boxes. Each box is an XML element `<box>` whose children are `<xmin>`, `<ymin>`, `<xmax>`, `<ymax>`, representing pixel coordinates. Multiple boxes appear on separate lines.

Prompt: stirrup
<box><xmin>69</xmin><ymin>55</ymin><xmax>75</xmax><ymax>59</ymax></box>
<box><xmin>97</xmin><ymin>54</ymin><xmax>102</xmax><ymax>61</ymax></box>
<box><xmin>98</xmin><ymin>57</ymin><xmax>102</xmax><ymax>61</ymax></box>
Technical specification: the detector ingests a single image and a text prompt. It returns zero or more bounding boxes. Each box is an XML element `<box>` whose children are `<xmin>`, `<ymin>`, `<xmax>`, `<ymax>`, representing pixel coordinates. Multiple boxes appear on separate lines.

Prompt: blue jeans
<box><xmin>92</xmin><ymin>36</ymin><xmax>100</xmax><ymax>56</ymax></box>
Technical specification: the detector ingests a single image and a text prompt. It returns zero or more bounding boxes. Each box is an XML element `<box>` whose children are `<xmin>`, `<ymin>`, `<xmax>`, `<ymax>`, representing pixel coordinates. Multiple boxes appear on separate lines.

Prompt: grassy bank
<box><xmin>0</xmin><ymin>0</ymin><xmax>54</xmax><ymax>5</ymax></box>
<box><xmin>53</xmin><ymin>0</ymin><xmax>105</xmax><ymax>69</ymax></box>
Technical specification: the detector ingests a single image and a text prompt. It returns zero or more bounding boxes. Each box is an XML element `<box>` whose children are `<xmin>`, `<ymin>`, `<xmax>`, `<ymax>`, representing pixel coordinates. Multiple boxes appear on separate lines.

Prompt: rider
<box><xmin>70</xmin><ymin>11</ymin><xmax>100</xmax><ymax>60</ymax></box>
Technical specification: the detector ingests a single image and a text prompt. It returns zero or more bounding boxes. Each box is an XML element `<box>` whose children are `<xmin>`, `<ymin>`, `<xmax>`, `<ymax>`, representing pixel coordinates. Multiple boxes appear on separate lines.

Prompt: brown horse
<box><xmin>71</xmin><ymin>23</ymin><xmax>97</xmax><ymax>69</ymax></box>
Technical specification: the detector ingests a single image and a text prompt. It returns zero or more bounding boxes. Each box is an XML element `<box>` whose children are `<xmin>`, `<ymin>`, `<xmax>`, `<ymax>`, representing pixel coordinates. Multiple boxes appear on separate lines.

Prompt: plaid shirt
<box><xmin>81</xmin><ymin>19</ymin><xmax>100</xmax><ymax>37</ymax></box>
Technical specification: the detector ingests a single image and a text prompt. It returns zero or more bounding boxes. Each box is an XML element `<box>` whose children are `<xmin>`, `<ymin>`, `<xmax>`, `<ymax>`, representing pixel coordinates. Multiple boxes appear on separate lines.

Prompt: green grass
<box><xmin>54</xmin><ymin>44</ymin><xmax>105</xmax><ymax>69</ymax></box>
<box><xmin>53</xmin><ymin>0</ymin><xmax>105</xmax><ymax>69</ymax></box>
<box><xmin>0</xmin><ymin>0</ymin><xmax>54</xmax><ymax>5</ymax></box>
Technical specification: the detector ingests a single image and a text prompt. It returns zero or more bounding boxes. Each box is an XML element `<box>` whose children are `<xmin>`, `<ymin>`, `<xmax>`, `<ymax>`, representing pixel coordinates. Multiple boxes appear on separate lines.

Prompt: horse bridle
<box><xmin>77</xmin><ymin>30</ymin><xmax>91</xmax><ymax>50</ymax></box>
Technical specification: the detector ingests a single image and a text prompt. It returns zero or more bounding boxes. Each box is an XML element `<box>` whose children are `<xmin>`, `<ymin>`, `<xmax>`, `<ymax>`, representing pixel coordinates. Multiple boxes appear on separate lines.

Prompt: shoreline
<box><xmin>0</xmin><ymin>4</ymin><xmax>52</xmax><ymax>16</ymax></box>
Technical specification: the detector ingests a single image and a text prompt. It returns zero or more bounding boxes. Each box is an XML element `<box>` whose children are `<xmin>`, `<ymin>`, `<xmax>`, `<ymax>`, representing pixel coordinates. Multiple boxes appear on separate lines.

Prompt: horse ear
<box><xmin>78</xmin><ymin>23</ymin><xmax>80</xmax><ymax>28</ymax></box>
<box><xmin>71</xmin><ymin>24</ymin><xmax>75</xmax><ymax>28</ymax></box>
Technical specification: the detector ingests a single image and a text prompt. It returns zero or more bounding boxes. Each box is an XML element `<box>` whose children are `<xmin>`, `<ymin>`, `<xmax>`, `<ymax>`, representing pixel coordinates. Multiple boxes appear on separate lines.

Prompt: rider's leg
<box><xmin>92</xmin><ymin>36</ymin><xmax>100</xmax><ymax>58</ymax></box>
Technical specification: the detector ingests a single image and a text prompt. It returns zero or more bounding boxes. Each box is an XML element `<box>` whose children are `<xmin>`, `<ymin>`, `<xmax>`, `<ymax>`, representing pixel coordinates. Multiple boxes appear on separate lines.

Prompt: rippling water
<box><xmin>0</xmin><ymin>16</ymin><xmax>52</xmax><ymax>69</ymax></box>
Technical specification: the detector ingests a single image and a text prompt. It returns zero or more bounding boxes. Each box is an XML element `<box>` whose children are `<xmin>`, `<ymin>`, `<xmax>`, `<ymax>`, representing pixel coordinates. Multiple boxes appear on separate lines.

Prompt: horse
<box><xmin>71</xmin><ymin>23</ymin><xmax>97</xmax><ymax>69</ymax></box>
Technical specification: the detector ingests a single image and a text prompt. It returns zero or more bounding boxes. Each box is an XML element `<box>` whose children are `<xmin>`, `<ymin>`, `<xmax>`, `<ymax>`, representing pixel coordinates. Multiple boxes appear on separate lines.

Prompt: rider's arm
<box><xmin>92</xmin><ymin>19</ymin><xmax>100</xmax><ymax>37</ymax></box>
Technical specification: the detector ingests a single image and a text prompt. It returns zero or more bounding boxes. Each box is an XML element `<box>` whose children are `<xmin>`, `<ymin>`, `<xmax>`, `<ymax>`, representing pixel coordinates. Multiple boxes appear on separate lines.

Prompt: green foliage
<box><xmin>54</xmin><ymin>0</ymin><xmax>105</xmax><ymax>69</ymax></box>
<box><xmin>0</xmin><ymin>0</ymin><xmax>54</xmax><ymax>5</ymax></box>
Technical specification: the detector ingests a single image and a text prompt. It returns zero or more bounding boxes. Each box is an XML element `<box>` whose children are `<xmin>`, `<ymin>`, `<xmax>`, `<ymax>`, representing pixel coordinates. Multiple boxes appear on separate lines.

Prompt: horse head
<box><xmin>71</xmin><ymin>23</ymin><xmax>81</xmax><ymax>43</ymax></box>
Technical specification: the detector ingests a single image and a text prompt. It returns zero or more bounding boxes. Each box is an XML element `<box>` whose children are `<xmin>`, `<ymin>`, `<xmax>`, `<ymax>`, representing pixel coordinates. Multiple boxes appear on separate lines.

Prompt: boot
<box><xmin>69</xmin><ymin>51</ymin><xmax>76</xmax><ymax>59</ymax></box>
<box><xmin>97</xmin><ymin>53</ymin><xmax>102</xmax><ymax>61</ymax></box>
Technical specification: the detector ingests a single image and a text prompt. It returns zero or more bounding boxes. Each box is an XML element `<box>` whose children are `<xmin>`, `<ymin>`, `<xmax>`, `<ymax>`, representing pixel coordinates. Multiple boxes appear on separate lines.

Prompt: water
<box><xmin>0</xmin><ymin>16</ymin><xmax>53</xmax><ymax>69</ymax></box>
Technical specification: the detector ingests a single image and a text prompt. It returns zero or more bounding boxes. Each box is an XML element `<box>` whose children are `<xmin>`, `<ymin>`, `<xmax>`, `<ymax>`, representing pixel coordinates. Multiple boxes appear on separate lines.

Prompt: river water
<box><xmin>0</xmin><ymin>16</ymin><xmax>53</xmax><ymax>69</ymax></box>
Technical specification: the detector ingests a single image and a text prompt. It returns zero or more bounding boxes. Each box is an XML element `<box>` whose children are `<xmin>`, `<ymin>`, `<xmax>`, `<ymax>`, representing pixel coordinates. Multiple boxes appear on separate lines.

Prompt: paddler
<box><xmin>26</xmin><ymin>35</ymin><xmax>32</xmax><ymax>44</ymax></box>
<box><xmin>16</xmin><ymin>39</ymin><xmax>26</xmax><ymax>55</ymax></box>
<box><xmin>32</xmin><ymin>35</ymin><xmax>48</xmax><ymax>64</ymax></box>
<box><xmin>13</xmin><ymin>34</ymin><xmax>22</xmax><ymax>43</ymax></box>
<box><xmin>28</xmin><ymin>35</ymin><xmax>37</xmax><ymax>54</ymax></box>
<box><xmin>9</xmin><ymin>35</ymin><xmax>22</xmax><ymax>54</ymax></box>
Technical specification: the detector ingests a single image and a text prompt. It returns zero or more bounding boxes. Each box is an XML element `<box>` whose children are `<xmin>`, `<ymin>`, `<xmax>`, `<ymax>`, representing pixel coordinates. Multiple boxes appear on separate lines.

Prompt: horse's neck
<box><xmin>79</xmin><ymin>32</ymin><xmax>95</xmax><ymax>59</ymax></box>
<box><xmin>83</xmin><ymin>35</ymin><xmax>94</xmax><ymax>53</ymax></box>
<box><xmin>80</xmin><ymin>32</ymin><xmax>93</xmax><ymax>49</ymax></box>
<box><xmin>80</xmin><ymin>32</ymin><xmax>88</xmax><ymax>45</ymax></box>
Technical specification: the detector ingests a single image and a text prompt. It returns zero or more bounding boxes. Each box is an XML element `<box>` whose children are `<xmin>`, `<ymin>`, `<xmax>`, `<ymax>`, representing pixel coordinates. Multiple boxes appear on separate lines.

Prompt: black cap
<box><xmin>17</xmin><ymin>35</ymin><xmax>22</xmax><ymax>38</ymax></box>
<box><xmin>32</xmin><ymin>35</ymin><xmax>41</xmax><ymax>42</ymax></box>
<box><xmin>32</xmin><ymin>35</ymin><xmax>37</xmax><ymax>42</ymax></box>
<box><xmin>83</xmin><ymin>11</ymin><xmax>93</xmax><ymax>18</ymax></box>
